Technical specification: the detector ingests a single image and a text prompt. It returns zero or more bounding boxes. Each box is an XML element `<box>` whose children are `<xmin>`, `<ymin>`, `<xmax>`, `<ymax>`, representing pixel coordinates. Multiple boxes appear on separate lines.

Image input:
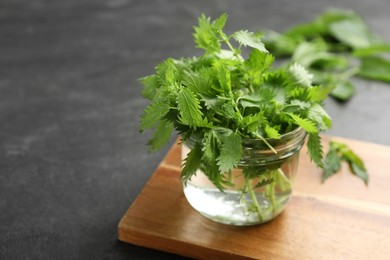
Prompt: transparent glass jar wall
<box><xmin>182</xmin><ymin>127</ymin><xmax>307</xmax><ymax>226</ymax></box>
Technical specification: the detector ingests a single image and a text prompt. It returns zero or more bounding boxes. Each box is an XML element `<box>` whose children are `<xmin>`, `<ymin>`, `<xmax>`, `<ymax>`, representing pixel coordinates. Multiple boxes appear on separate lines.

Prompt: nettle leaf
<box><xmin>181</xmin><ymin>141</ymin><xmax>202</xmax><ymax>184</ymax></box>
<box><xmin>307</xmin><ymin>133</ymin><xmax>324</xmax><ymax>168</ymax></box>
<box><xmin>329</xmin><ymin>18</ymin><xmax>382</xmax><ymax>49</ymax></box>
<box><xmin>286</xmin><ymin>113</ymin><xmax>318</xmax><ymax>133</ymax></box>
<box><xmin>284</xmin><ymin>100</ymin><xmax>311</xmax><ymax>114</ymax></box>
<box><xmin>265</xmin><ymin>125</ymin><xmax>280</xmax><ymax>139</ymax></box>
<box><xmin>323</xmin><ymin>141</ymin><xmax>369</xmax><ymax>185</ymax></box>
<box><xmin>309</xmin><ymin>84</ymin><xmax>335</xmax><ymax>103</ymax></box>
<box><xmin>182</xmin><ymin>69</ymin><xmax>213</xmax><ymax>97</ymax></box>
<box><xmin>292</xmin><ymin>41</ymin><xmax>348</xmax><ymax>70</ymax></box>
<box><xmin>358</xmin><ymin>56</ymin><xmax>390</xmax><ymax>83</ymax></box>
<box><xmin>155</xmin><ymin>58</ymin><xmax>179</xmax><ymax>86</ymax></box>
<box><xmin>353</xmin><ymin>43</ymin><xmax>390</xmax><ymax>57</ymax></box>
<box><xmin>140</xmin><ymin>102</ymin><xmax>170</xmax><ymax>132</ymax></box>
<box><xmin>177</xmin><ymin>88</ymin><xmax>204</xmax><ymax>126</ymax></box>
<box><xmin>202</xmin><ymin>96</ymin><xmax>220</xmax><ymax>110</ymax></box>
<box><xmin>147</xmin><ymin>120</ymin><xmax>174</xmax><ymax>152</ymax></box>
<box><xmin>140</xmin><ymin>75</ymin><xmax>159</xmax><ymax>100</ymax></box>
<box><xmin>217</xmin><ymin>131</ymin><xmax>242</xmax><ymax>173</ymax></box>
<box><xmin>193</xmin><ymin>14</ymin><xmax>221</xmax><ymax>53</ymax></box>
<box><xmin>241</xmin><ymin>112</ymin><xmax>266</xmax><ymax>133</ymax></box>
<box><xmin>241</xmin><ymin>112</ymin><xmax>267</xmax><ymax>133</ymax></box>
<box><xmin>244</xmin><ymin>49</ymin><xmax>275</xmax><ymax>86</ymax></box>
<box><xmin>288</xmin><ymin>63</ymin><xmax>314</xmax><ymax>87</ymax></box>
<box><xmin>331</xmin><ymin>80</ymin><xmax>356</xmax><ymax>101</ymax></box>
<box><xmin>233</xmin><ymin>30</ymin><xmax>268</xmax><ymax>53</ymax></box>
<box><xmin>215</xmin><ymin>63</ymin><xmax>232</xmax><ymax>93</ymax></box>
<box><xmin>350</xmin><ymin>163</ymin><xmax>369</xmax><ymax>186</ymax></box>
<box><xmin>263</xmin><ymin>31</ymin><xmax>301</xmax><ymax>56</ymax></box>
<box><xmin>322</xmin><ymin>142</ymin><xmax>342</xmax><ymax>182</ymax></box>
<box><xmin>214</xmin><ymin>13</ymin><xmax>228</xmax><ymax>31</ymax></box>
<box><xmin>202</xmin><ymin>129</ymin><xmax>220</xmax><ymax>162</ymax></box>
<box><xmin>245</xmin><ymin>48</ymin><xmax>274</xmax><ymax>72</ymax></box>
<box><xmin>308</xmin><ymin>104</ymin><xmax>332</xmax><ymax>131</ymax></box>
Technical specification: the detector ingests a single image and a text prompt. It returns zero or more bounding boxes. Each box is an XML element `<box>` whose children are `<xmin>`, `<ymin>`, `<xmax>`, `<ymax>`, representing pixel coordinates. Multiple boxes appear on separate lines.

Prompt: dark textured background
<box><xmin>1</xmin><ymin>0</ymin><xmax>389</xmax><ymax>259</ymax></box>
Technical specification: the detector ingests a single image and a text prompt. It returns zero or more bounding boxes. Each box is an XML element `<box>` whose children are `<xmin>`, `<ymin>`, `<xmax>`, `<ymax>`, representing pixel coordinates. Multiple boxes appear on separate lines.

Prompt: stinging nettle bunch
<box><xmin>139</xmin><ymin>13</ymin><xmax>367</xmax><ymax>189</ymax></box>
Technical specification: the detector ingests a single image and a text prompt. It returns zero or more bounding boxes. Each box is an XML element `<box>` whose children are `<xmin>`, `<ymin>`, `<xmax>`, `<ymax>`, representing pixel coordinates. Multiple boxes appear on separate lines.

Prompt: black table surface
<box><xmin>1</xmin><ymin>0</ymin><xmax>389</xmax><ymax>259</ymax></box>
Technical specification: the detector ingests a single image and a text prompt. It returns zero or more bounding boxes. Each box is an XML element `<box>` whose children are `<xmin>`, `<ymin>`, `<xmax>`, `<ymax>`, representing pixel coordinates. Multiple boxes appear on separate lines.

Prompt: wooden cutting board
<box><xmin>118</xmin><ymin>135</ymin><xmax>390</xmax><ymax>259</ymax></box>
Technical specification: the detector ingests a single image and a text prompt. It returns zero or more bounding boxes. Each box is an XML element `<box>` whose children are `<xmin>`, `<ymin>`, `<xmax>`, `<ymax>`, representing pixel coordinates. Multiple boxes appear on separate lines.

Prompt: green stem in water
<box><xmin>245</xmin><ymin>178</ymin><xmax>263</xmax><ymax>222</ymax></box>
<box><xmin>267</xmin><ymin>170</ymin><xmax>277</xmax><ymax>216</ymax></box>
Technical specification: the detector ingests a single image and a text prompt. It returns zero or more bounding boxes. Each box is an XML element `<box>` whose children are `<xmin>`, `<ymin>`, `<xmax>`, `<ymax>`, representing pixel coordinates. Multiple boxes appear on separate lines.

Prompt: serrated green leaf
<box><xmin>233</xmin><ymin>30</ymin><xmax>268</xmax><ymax>53</ymax></box>
<box><xmin>214</xmin><ymin>63</ymin><xmax>231</xmax><ymax>93</ymax></box>
<box><xmin>147</xmin><ymin>120</ymin><xmax>174</xmax><ymax>152</ymax></box>
<box><xmin>245</xmin><ymin>48</ymin><xmax>274</xmax><ymax>71</ymax></box>
<box><xmin>244</xmin><ymin>49</ymin><xmax>274</xmax><ymax>86</ymax></box>
<box><xmin>181</xmin><ymin>142</ymin><xmax>202</xmax><ymax>184</ymax></box>
<box><xmin>217</xmin><ymin>132</ymin><xmax>242</xmax><ymax>173</ymax></box>
<box><xmin>325</xmin><ymin>141</ymin><xmax>369</xmax><ymax>185</ymax></box>
<box><xmin>308</xmin><ymin>104</ymin><xmax>332</xmax><ymax>131</ymax></box>
<box><xmin>288</xmin><ymin>63</ymin><xmax>314</xmax><ymax>87</ymax></box>
<box><xmin>202</xmin><ymin>129</ymin><xmax>220</xmax><ymax>162</ymax></box>
<box><xmin>322</xmin><ymin>143</ymin><xmax>342</xmax><ymax>183</ymax></box>
<box><xmin>286</xmin><ymin>113</ymin><xmax>317</xmax><ymax>133</ymax></box>
<box><xmin>182</xmin><ymin>69</ymin><xmax>213</xmax><ymax>97</ymax></box>
<box><xmin>193</xmin><ymin>14</ymin><xmax>221</xmax><ymax>53</ymax></box>
<box><xmin>307</xmin><ymin>133</ymin><xmax>324</xmax><ymax>168</ymax></box>
<box><xmin>140</xmin><ymin>75</ymin><xmax>159</xmax><ymax>100</ymax></box>
<box><xmin>241</xmin><ymin>112</ymin><xmax>266</xmax><ymax>133</ymax></box>
<box><xmin>350</xmin><ymin>163</ymin><xmax>369</xmax><ymax>186</ymax></box>
<box><xmin>177</xmin><ymin>88</ymin><xmax>204</xmax><ymax>126</ymax></box>
<box><xmin>284</xmin><ymin>100</ymin><xmax>311</xmax><ymax>114</ymax></box>
<box><xmin>265</xmin><ymin>125</ymin><xmax>280</xmax><ymax>139</ymax></box>
<box><xmin>140</xmin><ymin>102</ymin><xmax>170</xmax><ymax>131</ymax></box>
<box><xmin>214</xmin><ymin>13</ymin><xmax>228</xmax><ymax>31</ymax></box>
<box><xmin>309</xmin><ymin>84</ymin><xmax>336</xmax><ymax>103</ymax></box>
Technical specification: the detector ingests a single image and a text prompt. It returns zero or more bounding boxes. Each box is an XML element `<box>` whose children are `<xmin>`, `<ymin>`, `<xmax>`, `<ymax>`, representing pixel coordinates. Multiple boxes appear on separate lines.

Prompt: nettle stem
<box><xmin>245</xmin><ymin>177</ymin><xmax>263</xmax><ymax>222</ymax></box>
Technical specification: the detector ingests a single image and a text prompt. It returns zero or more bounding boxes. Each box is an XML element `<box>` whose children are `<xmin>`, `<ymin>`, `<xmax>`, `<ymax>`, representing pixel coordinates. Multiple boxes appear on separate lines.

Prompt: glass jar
<box><xmin>182</xmin><ymin>127</ymin><xmax>307</xmax><ymax>226</ymax></box>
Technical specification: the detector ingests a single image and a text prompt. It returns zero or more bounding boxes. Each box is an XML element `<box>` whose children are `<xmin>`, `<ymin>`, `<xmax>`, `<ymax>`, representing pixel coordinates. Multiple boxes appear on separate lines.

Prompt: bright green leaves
<box><xmin>286</xmin><ymin>113</ymin><xmax>317</xmax><ymax>134</ymax></box>
<box><xmin>181</xmin><ymin>142</ymin><xmax>202</xmax><ymax>184</ymax></box>
<box><xmin>307</xmin><ymin>133</ymin><xmax>324</xmax><ymax>168</ymax></box>
<box><xmin>214</xmin><ymin>63</ymin><xmax>232</xmax><ymax>94</ymax></box>
<box><xmin>264</xmin><ymin>8</ymin><xmax>390</xmax><ymax>101</ymax></box>
<box><xmin>193</xmin><ymin>14</ymin><xmax>223</xmax><ymax>53</ymax></box>
<box><xmin>182</xmin><ymin>69</ymin><xmax>213</xmax><ymax>97</ymax></box>
<box><xmin>264</xmin><ymin>125</ymin><xmax>280</xmax><ymax>139</ymax></box>
<box><xmin>232</xmin><ymin>30</ymin><xmax>268</xmax><ymax>53</ymax></box>
<box><xmin>288</xmin><ymin>63</ymin><xmax>314</xmax><ymax>88</ymax></box>
<box><xmin>147</xmin><ymin>120</ymin><xmax>174</xmax><ymax>152</ymax></box>
<box><xmin>139</xmin><ymin>13</ymin><xmax>360</xmax><ymax>190</ymax></box>
<box><xmin>323</xmin><ymin>141</ymin><xmax>369</xmax><ymax>185</ymax></box>
<box><xmin>308</xmin><ymin>104</ymin><xmax>332</xmax><ymax>131</ymax></box>
<box><xmin>194</xmin><ymin>13</ymin><xmax>268</xmax><ymax>58</ymax></box>
<box><xmin>322</xmin><ymin>142</ymin><xmax>341</xmax><ymax>182</ymax></box>
<box><xmin>217</xmin><ymin>131</ymin><xmax>242</xmax><ymax>173</ymax></box>
<box><xmin>177</xmin><ymin>88</ymin><xmax>204</xmax><ymax>127</ymax></box>
<box><xmin>140</xmin><ymin>102</ymin><xmax>170</xmax><ymax>131</ymax></box>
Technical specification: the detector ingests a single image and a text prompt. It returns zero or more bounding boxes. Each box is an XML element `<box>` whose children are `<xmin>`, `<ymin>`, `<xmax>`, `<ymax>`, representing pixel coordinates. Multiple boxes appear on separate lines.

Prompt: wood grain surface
<box><xmin>118</xmin><ymin>136</ymin><xmax>390</xmax><ymax>259</ymax></box>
